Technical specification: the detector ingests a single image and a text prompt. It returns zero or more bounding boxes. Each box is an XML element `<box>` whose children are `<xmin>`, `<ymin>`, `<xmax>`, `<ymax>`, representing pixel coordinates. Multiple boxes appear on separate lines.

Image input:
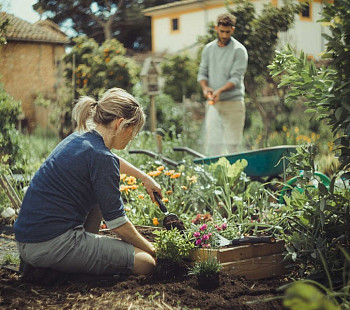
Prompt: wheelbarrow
<box><xmin>130</xmin><ymin>145</ymin><xmax>297</xmax><ymax>181</ymax></box>
<box><xmin>129</xmin><ymin>145</ymin><xmax>330</xmax><ymax>201</ymax></box>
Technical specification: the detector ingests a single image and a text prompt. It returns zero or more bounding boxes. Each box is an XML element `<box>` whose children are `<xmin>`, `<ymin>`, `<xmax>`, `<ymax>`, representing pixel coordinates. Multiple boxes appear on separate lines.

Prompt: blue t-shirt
<box><xmin>14</xmin><ymin>130</ymin><xmax>128</xmax><ymax>243</ymax></box>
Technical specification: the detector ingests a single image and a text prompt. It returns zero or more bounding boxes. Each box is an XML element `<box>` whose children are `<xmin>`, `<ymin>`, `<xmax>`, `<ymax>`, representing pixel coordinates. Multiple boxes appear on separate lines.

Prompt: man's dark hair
<box><xmin>217</xmin><ymin>13</ymin><xmax>236</xmax><ymax>27</ymax></box>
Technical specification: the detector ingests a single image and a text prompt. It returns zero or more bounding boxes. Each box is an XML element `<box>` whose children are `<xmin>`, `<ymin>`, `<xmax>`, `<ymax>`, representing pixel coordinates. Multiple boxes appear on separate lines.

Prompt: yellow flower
<box><xmin>187</xmin><ymin>176</ymin><xmax>197</xmax><ymax>184</ymax></box>
<box><xmin>294</xmin><ymin>127</ymin><xmax>299</xmax><ymax>134</ymax></box>
<box><xmin>181</xmin><ymin>186</ymin><xmax>188</xmax><ymax>190</ymax></box>
<box><xmin>130</xmin><ymin>185</ymin><xmax>139</xmax><ymax>190</ymax></box>
<box><xmin>164</xmin><ymin>170</ymin><xmax>175</xmax><ymax>176</ymax></box>
<box><xmin>166</xmin><ymin>190</ymin><xmax>173</xmax><ymax>195</ymax></box>
<box><xmin>170</xmin><ymin>172</ymin><xmax>181</xmax><ymax>179</ymax></box>
<box><xmin>152</xmin><ymin>218</ymin><xmax>159</xmax><ymax>226</ymax></box>
<box><xmin>147</xmin><ymin>170</ymin><xmax>162</xmax><ymax>177</ymax></box>
<box><xmin>125</xmin><ymin>176</ymin><xmax>137</xmax><ymax>185</ymax></box>
<box><xmin>120</xmin><ymin>184</ymin><xmax>129</xmax><ymax>194</ymax></box>
<box><xmin>138</xmin><ymin>194</ymin><xmax>144</xmax><ymax>199</ymax></box>
<box><xmin>120</xmin><ymin>174</ymin><xmax>127</xmax><ymax>181</ymax></box>
<box><xmin>283</xmin><ymin>126</ymin><xmax>287</xmax><ymax>132</ymax></box>
<box><xmin>157</xmin><ymin>166</ymin><xmax>165</xmax><ymax>171</ymax></box>
<box><xmin>125</xmin><ymin>207</ymin><xmax>131</xmax><ymax>212</ymax></box>
<box><xmin>162</xmin><ymin>198</ymin><xmax>169</xmax><ymax>203</ymax></box>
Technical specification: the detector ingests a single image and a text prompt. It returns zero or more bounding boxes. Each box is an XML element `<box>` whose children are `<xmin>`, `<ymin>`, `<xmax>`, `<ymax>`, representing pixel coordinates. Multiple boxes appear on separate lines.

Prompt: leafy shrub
<box><xmin>153</xmin><ymin>228</ymin><xmax>194</xmax><ymax>263</ymax></box>
<box><xmin>188</xmin><ymin>257</ymin><xmax>222</xmax><ymax>277</ymax></box>
<box><xmin>161</xmin><ymin>53</ymin><xmax>200</xmax><ymax>102</ymax></box>
<box><xmin>64</xmin><ymin>36</ymin><xmax>140</xmax><ymax>97</ymax></box>
<box><xmin>0</xmin><ymin>83</ymin><xmax>22</xmax><ymax>167</ymax></box>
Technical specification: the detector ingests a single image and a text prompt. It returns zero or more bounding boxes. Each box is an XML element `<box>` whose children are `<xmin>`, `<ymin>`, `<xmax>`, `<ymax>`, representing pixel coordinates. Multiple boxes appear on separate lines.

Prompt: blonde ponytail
<box><xmin>72</xmin><ymin>96</ymin><xmax>97</xmax><ymax>131</ymax></box>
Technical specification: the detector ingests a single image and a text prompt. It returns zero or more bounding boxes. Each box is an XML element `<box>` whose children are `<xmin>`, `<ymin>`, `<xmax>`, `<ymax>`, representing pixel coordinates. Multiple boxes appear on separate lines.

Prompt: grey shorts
<box><xmin>17</xmin><ymin>225</ymin><xmax>135</xmax><ymax>275</ymax></box>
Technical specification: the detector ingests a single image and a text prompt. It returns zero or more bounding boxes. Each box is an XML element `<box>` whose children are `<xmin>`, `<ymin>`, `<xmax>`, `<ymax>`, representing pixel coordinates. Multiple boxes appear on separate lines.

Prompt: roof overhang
<box><xmin>143</xmin><ymin>0</ymin><xmax>227</xmax><ymax>17</ymax></box>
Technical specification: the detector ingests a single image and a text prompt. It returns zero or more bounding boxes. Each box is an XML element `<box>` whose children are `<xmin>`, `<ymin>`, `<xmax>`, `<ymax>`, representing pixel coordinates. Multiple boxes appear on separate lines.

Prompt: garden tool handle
<box><xmin>230</xmin><ymin>236</ymin><xmax>276</xmax><ymax>245</ymax></box>
<box><xmin>153</xmin><ymin>192</ymin><xmax>168</xmax><ymax>213</ymax></box>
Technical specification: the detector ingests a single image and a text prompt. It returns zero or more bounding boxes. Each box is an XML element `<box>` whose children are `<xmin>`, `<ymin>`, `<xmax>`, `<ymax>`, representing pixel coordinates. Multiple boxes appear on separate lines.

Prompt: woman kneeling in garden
<box><xmin>14</xmin><ymin>88</ymin><xmax>161</xmax><ymax>276</ymax></box>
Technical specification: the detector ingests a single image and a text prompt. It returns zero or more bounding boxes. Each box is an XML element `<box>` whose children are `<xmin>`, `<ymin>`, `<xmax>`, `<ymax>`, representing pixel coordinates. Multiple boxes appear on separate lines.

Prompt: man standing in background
<box><xmin>198</xmin><ymin>13</ymin><xmax>248</xmax><ymax>156</ymax></box>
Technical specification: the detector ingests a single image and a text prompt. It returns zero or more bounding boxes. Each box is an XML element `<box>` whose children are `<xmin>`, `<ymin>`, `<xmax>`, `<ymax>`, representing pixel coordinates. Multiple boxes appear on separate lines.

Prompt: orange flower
<box><xmin>120</xmin><ymin>184</ymin><xmax>129</xmax><ymax>194</ymax></box>
<box><xmin>181</xmin><ymin>186</ymin><xmax>188</xmax><ymax>190</ymax></box>
<box><xmin>157</xmin><ymin>166</ymin><xmax>165</xmax><ymax>171</ymax></box>
<box><xmin>147</xmin><ymin>170</ymin><xmax>162</xmax><ymax>177</ymax></box>
<box><xmin>166</xmin><ymin>190</ymin><xmax>173</xmax><ymax>195</ymax></box>
<box><xmin>105</xmin><ymin>57</ymin><xmax>111</xmax><ymax>62</ymax></box>
<box><xmin>130</xmin><ymin>185</ymin><xmax>139</xmax><ymax>190</ymax></box>
<box><xmin>162</xmin><ymin>198</ymin><xmax>169</xmax><ymax>203</ymax></box>
<box><xmin>164</xmin><ymin>170</ymin><xmax>175</xmax><ymax>176</ymax></box>
<box><xmin>125</xmin><ymin>176</ymin><xmax>137</xmax><ymax>185</ymax></box>
<box><xmin>152</xmin><ymin>218</ymin><xmax>159</xmax><ymax>226</ymax></box>
<box><xmin>170</xmin><ymin>172</ymin><xmax>181</xmax><ymax>179</ymax></box>
<box><xmin>138</xmin><ymin>194</ymin><xmax>144</xmax><ymax>199</ymax></box>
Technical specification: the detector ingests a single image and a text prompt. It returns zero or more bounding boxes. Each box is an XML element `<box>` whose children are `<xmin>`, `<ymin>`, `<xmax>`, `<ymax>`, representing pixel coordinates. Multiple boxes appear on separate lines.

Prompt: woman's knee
<box><xmin>133</xmin><ymin>248</ymin><xmax>156</xmax><ymax>275</ymax></box>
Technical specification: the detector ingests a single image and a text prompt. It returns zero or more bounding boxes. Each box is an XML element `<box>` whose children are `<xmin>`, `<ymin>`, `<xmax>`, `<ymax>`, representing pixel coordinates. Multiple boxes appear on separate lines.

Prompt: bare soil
<box><xmin>0</xmin><ymin>226</ymin><xmax>291</xmax><ymax>310</ymax></box>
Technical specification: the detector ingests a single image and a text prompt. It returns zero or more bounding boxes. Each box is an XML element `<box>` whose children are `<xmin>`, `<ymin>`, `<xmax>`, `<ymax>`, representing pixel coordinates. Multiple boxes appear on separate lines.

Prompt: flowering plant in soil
<box><xmin>189</xmin><ymin>213</ymin><xmax>230</xmax><ymax>248</ymax></box>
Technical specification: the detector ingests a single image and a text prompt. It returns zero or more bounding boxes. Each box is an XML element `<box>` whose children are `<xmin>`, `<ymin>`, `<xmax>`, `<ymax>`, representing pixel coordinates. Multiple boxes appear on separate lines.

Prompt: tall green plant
<box><xmin>269</xmin><ymin>0</ymin><xmax>350</xmax><ymax>171</ymax></box>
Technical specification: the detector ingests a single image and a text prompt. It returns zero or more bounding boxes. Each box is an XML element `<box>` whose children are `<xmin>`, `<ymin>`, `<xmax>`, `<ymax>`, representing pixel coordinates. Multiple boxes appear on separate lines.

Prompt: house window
<box><xmin>300</xmin><ymin>2</ymin><xmax>312</xmax><ymax>21</ymax></box>
<box><xmin>171</xmin><ymin>18</ymin><xmax>179</xmax><ymax>32</ymax></box>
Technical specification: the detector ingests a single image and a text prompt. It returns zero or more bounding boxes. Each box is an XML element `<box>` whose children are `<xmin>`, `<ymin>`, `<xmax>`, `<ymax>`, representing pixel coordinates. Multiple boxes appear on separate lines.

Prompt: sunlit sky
<box><xmin>3</xmin><ymin>0</ymin><xmax>41</xmax><ymax>23</ymax></box>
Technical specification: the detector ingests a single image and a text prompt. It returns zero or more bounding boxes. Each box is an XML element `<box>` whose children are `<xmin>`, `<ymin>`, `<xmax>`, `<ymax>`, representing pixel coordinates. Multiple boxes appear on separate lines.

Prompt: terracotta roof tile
<box><xmin>0</xmin><ymin>12</ymin><xmax>69</xmax><ymax>44</ymax></box>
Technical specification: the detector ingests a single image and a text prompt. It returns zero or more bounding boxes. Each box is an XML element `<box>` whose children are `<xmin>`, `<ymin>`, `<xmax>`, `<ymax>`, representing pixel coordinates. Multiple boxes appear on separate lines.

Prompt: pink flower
<box><xmin>193</xmin><ymin>231</ymin><xmax>201</xmax><ymax>238</ymax></box>
<box><xmin>202</xmin><ymin>243</ymin><xmax>210</xmax><ymax>248</ymax></box>
<box><xmin>199</xmin><ymin>224</ymin><xmax>207</xmax><ymax>231</ymax></box>
<box><xmin>201</xmin><ymin>234</ymin><xmax>209</xmax><ymax>240</ymax></box>
<box><xmin>215</xmin><ymin>224</ymin><xmax>222</xmax><ymax>231</ymax></box>
<box><xmin>208</xmin><ymin>233</ymin><xmax>212</xmax><ymax>237</ymax></box>
<box><xmin>195</xmin><ymin>239</ymin><xmax>202</xmax><ymax>246</ymax></box>
<box><xmin>221</xmin><ymin>223</ymin><xmax>227</xmax><ymax>230</ymax></box>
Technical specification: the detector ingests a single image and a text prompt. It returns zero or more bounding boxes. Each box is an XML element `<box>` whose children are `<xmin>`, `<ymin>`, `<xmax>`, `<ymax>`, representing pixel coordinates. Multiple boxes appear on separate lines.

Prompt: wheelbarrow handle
<box><xmin>230</xmin><ymin>236</ymin><xmax>276</xmax><ymax>245</ymax></box>
<box><xmin>173</xmin><ymin>147</ymin><xmax>206</xmax><ymax>158</ymax></box>
<box><xmin>153</xmin><ymin>192</ymin><xmax>168</xmax><ymax>213</ymax></box>
<box><xmin>129</xmin><ymin>150</ymin><xmax>178</xmax><ymax>167</ymax></box>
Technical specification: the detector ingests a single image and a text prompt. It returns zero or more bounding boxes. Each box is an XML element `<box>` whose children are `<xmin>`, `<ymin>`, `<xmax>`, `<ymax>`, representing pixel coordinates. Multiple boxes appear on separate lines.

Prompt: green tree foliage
<box><xmin>197</xmin><ymin>0</ymin><xmax>301</xmax><ymax>138</ymax></box>
<box><xmin>64</xmin><ymin>36</ymin><xmax>140</xmax><ymax>98</ymax></box>
<box><xmin>32</xmin><ymin>0</ymin><xmax>177</xmax><ymax>49</ymax></box>
<box><xmin>161</xmin><ymin>53</ymin><xmax>200</xmax><ymax>102</ymax></box>
<box><xmin>269</xmin><ymin>0</ymin><xmax>350</xmax><ymax>171</ymax></box>
<box><xmin>0</xmin><ymin>6</ymin><xmax>10</xmax><ymax>45</ymax></box>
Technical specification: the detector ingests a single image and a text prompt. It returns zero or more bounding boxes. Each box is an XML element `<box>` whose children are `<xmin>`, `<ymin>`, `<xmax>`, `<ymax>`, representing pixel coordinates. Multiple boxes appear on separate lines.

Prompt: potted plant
<box><xmin>188</xmin><ymin>256</ymin><xmax>222</xmax><ymax>289</ymax></box>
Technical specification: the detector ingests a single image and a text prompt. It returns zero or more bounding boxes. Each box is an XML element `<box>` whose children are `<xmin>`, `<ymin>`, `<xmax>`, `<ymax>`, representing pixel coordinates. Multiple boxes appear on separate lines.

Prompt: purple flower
<box><xmin>199</xmin><ymin>224</ymin><xmax>207</xmax><ymax>231</ymax></box>
<box><xmin>221</xmin><ymin>223</ymin><xmax>227</xmax><ymax>230</ymax></box>
<box><xmin>195</xmin><ymin>239</ymin><xmax>202</xmax><ymax>246</ymax></box>
<box><xmin>201</xmin><ymin>234</ymin><xmax>209</xmax><ymax>240</ymax></box>
<box><xmin>193</xmin><ymin>231</ymin><xmax>201</xmax><ymax>238</ymax></box>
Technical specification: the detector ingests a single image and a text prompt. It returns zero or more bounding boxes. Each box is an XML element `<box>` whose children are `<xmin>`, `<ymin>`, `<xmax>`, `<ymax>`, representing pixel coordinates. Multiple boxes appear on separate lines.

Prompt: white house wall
<box><xmin>149</xmin><ymin>0</ymin><xmax>327</xmax><ymax>59</ymax></box>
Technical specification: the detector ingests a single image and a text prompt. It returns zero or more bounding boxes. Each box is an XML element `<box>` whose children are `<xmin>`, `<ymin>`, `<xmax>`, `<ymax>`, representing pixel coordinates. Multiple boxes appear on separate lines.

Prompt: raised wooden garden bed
<box><xmin>190</xmin><ymin>240</ymin><xmax>285</xmax><ymax>280</ymax></box>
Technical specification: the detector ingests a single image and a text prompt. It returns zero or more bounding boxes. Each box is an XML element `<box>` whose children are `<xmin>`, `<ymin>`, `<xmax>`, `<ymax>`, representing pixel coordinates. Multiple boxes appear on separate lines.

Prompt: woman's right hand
<box><xmin>140</xmin><ymin>173</ymin><xmax>161</xmax><ymax>202</ymax></box>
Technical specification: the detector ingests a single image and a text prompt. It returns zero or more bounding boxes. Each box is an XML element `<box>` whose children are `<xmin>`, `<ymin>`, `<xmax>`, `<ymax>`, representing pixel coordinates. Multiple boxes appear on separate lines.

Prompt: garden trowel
<box><xmin>153</xmin><ymin>192</ymin><xmax>186</xmax><ymax>231</ymax></box>
<box><xmin>216</xmin><ymin>234</ymin><xmax>276</xmax><ymax>247</ymax></box>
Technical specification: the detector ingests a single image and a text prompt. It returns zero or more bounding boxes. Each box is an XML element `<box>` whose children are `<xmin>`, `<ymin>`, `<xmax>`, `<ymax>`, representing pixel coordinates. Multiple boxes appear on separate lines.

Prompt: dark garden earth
<box><xmin>0</xmin><ymin>225</ymin><xmax>291</xmax><ymax>310</ymax></box>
